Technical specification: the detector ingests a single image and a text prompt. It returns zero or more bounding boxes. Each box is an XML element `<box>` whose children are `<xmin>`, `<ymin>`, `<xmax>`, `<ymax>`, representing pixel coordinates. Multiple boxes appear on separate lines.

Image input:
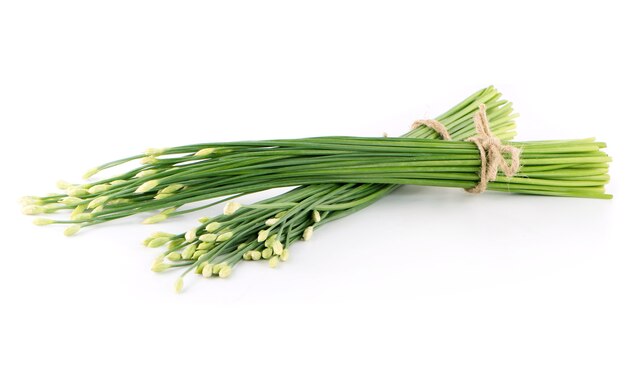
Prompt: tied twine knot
<box><xmin>411</xmin><ymin>104</ymin><xmax>521</xmax><ymax>194</ymax></box>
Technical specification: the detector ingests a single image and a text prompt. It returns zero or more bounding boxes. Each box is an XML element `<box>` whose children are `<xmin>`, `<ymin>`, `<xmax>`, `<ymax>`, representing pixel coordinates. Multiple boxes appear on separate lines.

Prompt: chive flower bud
<box><xmin>223</xmin><ymin>202</ymin><xmax>242</xmax><ymax>215</ymax></box>
<box><xmin>312</xmin><ymin>210</ymin><xmax>321</xmax><ymax>223</ymax></box>
<box><xmin>185</xmin><ymin>229</ymin><xmax>197</xmax><ymax>242</ymax></box>
<box><xmin>61</xmin><ymin>196</ymin><xmax>83</xmax><ymax>206</ymax></box>
<box><xmin>174</xmin><ymin>277</ymin><xmax>184</xmax><ymax>293</ymax></box>
<box><xmin>153</xmin><ymin>193</ymin><xmax>173</xmax><ymax>200</ymax></box>
<box><xmin>194</xmin><ymin>147</ymin><xmax>215</xmax><ymax>156</ymax></box>
<box><xmin>143</xmin><ymin>213</ymin><xmax>168</xmax><ymax>224</ymax></box>
<box><xmin>257</xmin><ymin>229</ymin><xmax>269</xmax><ymax>242</ymax></box>
<box><xmin>66</xmin><ymin>187</ymin><xmax>89</xmax><ymax>197</ymax></box>
<box><xmin>64</xmin><ymin>224</ymin><xmax>81</xmax><ymax>237</ymax></box>
<box><xmin>88</xmin><ymin>184</ymin><xmax>110</xmax><ymax>195</ymax></box>
<box><xmin>140</xmin><ymin>156</ymin><xmax>158</xmax><ymax>165</ymax></box>
<box><xmin>20</xmin><ymin>196</ymin><xmax>42</xmax><ymax>206</ymax></box>
<box><xmin>147</xmin><ymin>237</ymin><xmax>170</xmax><ymax>248</ymax></box>
<box><xmin>135</xmin><ymin>180</ymin><xmax>160</xmax><ymax>193</ymax></box>
<box><xmin>218</xmin><ymin>265</ymin><xmax>232</xmax><ymax>278</ymax></box>
<box><xmin>202</xmin><ymin>264</ymin><xmax>214</xmax><ymax>278</ymax></box>
<box><xmin>197</xmin><ymin>242</ymin><xmax>214</xmax><ymax>250</ymax></box>
<box><xmin>271</xmin><ymin>241</ymin><xmax>284</xmax><ymax>256</ymax></box>
<box><xmin>145</xmin><ymin>147</ymin><xmax>167</xmax><ymax>156</ymax></box>
<box><xmin>265</xmin><ymin>218</ymin><xmax>279</xmax><ymax>226</ymax></box>
<box><xmin>110</xmin><ymin>180</ymin><xmax>127</xmax><ymax>186</ymax></box>
<box><xmin>56</xmin><ymin>180</ymin><xmax>72</xmax><ymax>190</ymax></box>
<box><xmin>22</xmin><ymin>205</ymin><xmax>43</xmax><ymax>215</ymax></box>
<box><xmin>72</xmin><ymin>213</ymin><xmax>92</xmax><ymax>222</ymax></box>
<box><xmin>261</xmin><ymin>248</ymin><xmax>273</xmax><ymax>259</ymax></box>
<box><xmin>160</xmin><ymin>183</ymin><xmax>185</xmax><ymax>194</ymax></box>
<box><xmin>134</xmin><ymin>169</ymin><xmax>158</xmax><ymax>178</ymax></box>
<box><xmin>87</xmin><ymin>195</ymin><xmax>109</xmax><ymax>209</ymax></box>
<box><xmin>151</xmin><ymin>262</ymin><xmax>171</xmax><ymax>272</ymax></box>
<box><xmin>70</xmin><ymin>204</ymin><xmax>87</xmax><ymax>220</ymax></box>
<box><xmin>166</xmin><ymin>252</ymin><xmax>182</xmax><ymax>261</ymax></box>
<box><xmin>250</xmin><ymin>250</ymin><xmax>262</xmax><ymax>261</ymax></box>
<box><xmin>243</xmin><ymin>251</ymin><xmax>252</xmax><ymax>261</ymax></box>
<box><xmin>181</xmin><ymin>244</ymin><xmax>197</xmax><ymax>260</ymax></box>
<box><xmin>199</xmin><ymin>233</ymin><xmax>217</xmax><ymax>242</ymax></box>
<box><xmin>303</xmin><ymin>226</ymin><xmax>313</xmax><ymax>241</ymax></box>
<box><xmin>205</xmin><ymin>222</ymin><xmax>221</xmax><ymax>232</ymax></box>
<box><xmin>269</xmin><ymin>256</ymin><xmax>279</xmax><ymax>268</ymax></box>
<box><xmin>33</xmin><ymin>218</ymin><xmax>55</xmax><ymax>226</ymax></box>
<box><xmin>82</xmin><ymin>167</ymin><xmax>100</xmax><ymax>180</ymax></box>
<box><xmin>216</xmin><ymin>232</ymin><xmax>233</xmax><ymax>242</ymax></box>
<box><xmin>279</xmin><ymin>249</ymin><xmax>290</xmax><ymax>262</ymax></box>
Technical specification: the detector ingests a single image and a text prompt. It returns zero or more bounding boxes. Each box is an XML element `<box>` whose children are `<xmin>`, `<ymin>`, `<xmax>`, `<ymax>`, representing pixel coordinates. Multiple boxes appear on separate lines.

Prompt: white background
<box><xmin>1</xmin><ymin>1</ymin><xmax>624</xmax><ymax>367</ymax></box>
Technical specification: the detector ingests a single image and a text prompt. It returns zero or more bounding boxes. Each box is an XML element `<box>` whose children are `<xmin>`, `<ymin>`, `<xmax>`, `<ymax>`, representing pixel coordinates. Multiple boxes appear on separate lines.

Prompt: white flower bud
<box><xmin>82</xmin><ymin>167</ymin><xmax>100</xmax><ymax>180</ymax></box>
<box><xmin>64</xmin><ymin>224</ymin><xmax>81</xmax><ymax>236</ymax></box>
<box><xmin>303</xmin><ymin>226</ymin><xmax>314</xmax><ymax>241</ymax></box>
<box><xmin>250</xmin><ymin>250</ymin><xmax>262</xmax><ymax>261</ymax></box>
<box><xmin>257</xmin><ymin>229</ymin><xmax>269</xmax><ymax>242</ymax></box>
<box><xmin>181</xmin><ymin>244</ymin><xmax>197</xmax><ymax>260</ymax></box>
<box><xmin>166</xmin><ymin>252</ymin><xmax>182</xmax><ymax>261</ymax></box>
<box><xmin>56</xmin><ymin>180</ymin><xmax>72</xmax><ymax>190</ymax></box>
<box><xmin>243</xmin><ymin>251</ymin><xmax>252</xmax><ymax>260</ymax></box>
<box><xmin>218</xmin><ymin>265</ymin><xmax>232</xmax><ymax>278</ymax></box>
<box><xmin>110</xmin><ymin>180</ymin><xmax>127</xmax><ymax>186</ymax></box>
<box><xmin>66</xmin><ymin>187</ymin><xmax>89</xmax><ymax>197</ymax></box>
<box><xmin>20</xmin><ymin>196</ymin><xmax>42</xmax><ymax>206</ymax></box>
<box><xmin>88</xmin><ymin>184</ymin><xmax>110</xmax><ymax>195</ymax></box>
<box><xmin>91</xmin><ymin>205</ymin><xmax>104</xmax><ymax>214</ymax></box>
<box><xmin>197</xmin><ymin>242</ymin><xmax>214</xmax><ymax>250</ymax></box>
<box><xmin>265</xmin><ymin>218</ymin><xmax>279</xmax><ymax>226</ymax></box>
<box><xmin>140</xmin><ymin>156</ymin><xmax>158</xmax><ymax>165</ymax></box>
<box><xmin>151</xmin><ymin>262</ymin><xmax>171</xmax><ymax>272</ymax></box>
<box><xmin>185</xmin><ymin>229</ymin><xmax>197</xmax><ymax>242</ymax></box>
<box><xmin>194</xmin><ymin>147</ymin><xmax>215</xmax><ymax>156</ymax></box>
<box><xmin>153</xmin><ymin>193</ymin><xmax>173</xmax><ymax>200</ymax></box>
<box><xmin>216</xmin><ymin>232</ymin><xmax>233</xmax><ymax>242</ymax></box>
<box><xmin>145</xmin><ymin>147</ymin><xmax>167</xmax><ymax>156</ymax></box>
<box><xmin>312</xmin><ymin>210</ymin><xmax>321</xmax><ymax>223</ymax></box>
<box><xmin>202</xmin><ymin>264</ymin><xmax>214</xmax><ymax>278</ymax></box>
<box><xmin>223</xmin><ymin>202</ymin><xmax>242</xmax><ymax>215</ymax></box>
<box><xmin>70</xmin><ymin>204</ymin><xmax>87</xmax><ymax>220</ymax></box>
<box><xmin>22</xmin><ymin>205</ymin><xmax>43</xmax><ymax>215</ymax></box>
<box><xmin>269</xmin><ymin>256</ymin><xmax>279</xmax><ymax>268</ymax></box>
<box><xmin>135</xmin><ymin>180</ymin><xmax>160</xmax><ymax>193</ymax></box>
<box><xmin>264</xmin><ymin>234</ymin><xmax>278</xmax><ymax>248</ymax></box>
<box><xmin>174</xmin><ymin>277</ymin><xmax>184</xmax><ymax>293</ymax></box>
<box><xmin>199</xmin><ymin>233</ymin><xmax>217</xmax><ymax>242</ymax></box>
<box><xmin>134</xmin><ymin>169</ymin><xmax>158</xmax><ymax>178</ymax></box>
<box><xmin>160</xmin><ymin>183</ymin><xmax>185</xmax><ymax>194</ymax></box>
<box><xmin>61</xmin><ymin>196</ymin><xmax>83</xmax><ymax>206</ymax></box>
<box><xmin>142</xmin><ymin>213</ymin><xmax>168</xmax><ymax>224</ymax></box>
<box><xmin>87</xmin><ymin>196</ymin><xmax>109</xmax><ymax>209</ymax></box>
<box><xmin>280</xmin><ymin>249</ymin><xmax>290</xmax><ymax>262</ymax></box>
<box><xmin>72</xmin><ymin>213</ymin><xmax>92</xmax><ymax>222</ymax></box>
<box><xmin>147</xmin><ymin>237</ymin><xmax>170</xmax><ymax>248</ymax></box>
<box><xmin>205</xmin><ymin>222</ymin><xmax>221</xmax><ymax>232</ymax></box>
<box><xmin>272</xmin><ymin>241</ymin><xmax>284</xmax><ymax>256</ymax></box>
<box><xmin>261</xmin><ymin>247</ymin><xmax>273</xmax><ymax>259</ymax></box>
<box><xmin>33</xmin><ymin>218</ymin><xmax>55</xmax><ymax>226</ymax></box>
<box><xmin>192</xmin><ymin>250</ymin><xmax>207</xmax><ymax>259</ymax></box>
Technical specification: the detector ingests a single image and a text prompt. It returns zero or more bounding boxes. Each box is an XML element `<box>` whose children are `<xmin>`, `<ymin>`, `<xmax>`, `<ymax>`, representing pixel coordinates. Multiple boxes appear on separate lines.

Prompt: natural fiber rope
<box><xmin>464</xmin><ymin>104</ymin><xmax>521</xmax><ymax>193</ymax></box>
<box><xmin>411</xmin><ymin>119</ymin><xmax>452</xmax><ymax>140</ymax></box>
<box><xmin>410</xmin><ymin>104</ymin><xmax>521</xmax><ymax>194</ymax></box>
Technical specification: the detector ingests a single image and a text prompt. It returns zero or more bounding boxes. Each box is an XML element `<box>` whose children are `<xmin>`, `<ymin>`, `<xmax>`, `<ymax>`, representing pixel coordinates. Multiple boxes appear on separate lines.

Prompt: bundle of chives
<box><xmin>23</xmin><ymin>87</ymin><xmax>518</xmax><ymax>235</ymax></box>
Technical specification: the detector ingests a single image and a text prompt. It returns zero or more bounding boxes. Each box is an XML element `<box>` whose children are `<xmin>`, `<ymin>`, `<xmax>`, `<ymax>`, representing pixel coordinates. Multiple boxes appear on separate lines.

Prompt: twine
<box><xmin>464</xmin><ymin>104</ymin><xmax>521</xmax><ymax>193</ymax></box>
<box><xmin>411</xmin><ymin>119</ymin><xmax>452</xmax><ymax>140</ymax></box>
<box><xmin>410</xmin><ymin>104</ymin><xmax>521</xmax><ymax>194</ymax></box>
